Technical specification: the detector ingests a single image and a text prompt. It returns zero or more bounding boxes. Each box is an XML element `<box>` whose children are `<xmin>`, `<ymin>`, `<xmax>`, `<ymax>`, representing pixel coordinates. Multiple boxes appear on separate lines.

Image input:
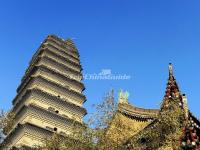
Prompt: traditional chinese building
<box><xmin>108</xmin><ymin>64</ymin><xmax>200</xmax><ymax>149</ymax></box>
<box><xmin>1</xmin><ymin>35</ymin><xmax>87</xmax><ymax>149</ymax></box>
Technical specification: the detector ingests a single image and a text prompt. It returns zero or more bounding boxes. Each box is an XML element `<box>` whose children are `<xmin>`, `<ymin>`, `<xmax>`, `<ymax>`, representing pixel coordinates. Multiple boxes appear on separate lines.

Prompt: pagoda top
<box><xmin>47</xmin><ymin>34</ymin><xmax>75</xmax><ymax>45</ymax></box>
<box><xmin>65</xmin><ymin>38</ymin><xmax>75</xmax><ymax>45</ymax></box>
<box><xmin>168</xmin><ymin>63</ymin><xmax>173</xmax><ymax>76</ymax></box>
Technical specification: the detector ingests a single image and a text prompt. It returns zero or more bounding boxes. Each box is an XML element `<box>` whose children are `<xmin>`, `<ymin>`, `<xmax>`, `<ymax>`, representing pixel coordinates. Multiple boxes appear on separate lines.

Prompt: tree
<box><xmin>0</xmin><ymin>109</ymin><xmax>5</xmax><ymax>144</ymax></box>
<box><xmin>0</xmin><ymin>109</ymin><xmax>15</xmax><ymax>146</ymax></box>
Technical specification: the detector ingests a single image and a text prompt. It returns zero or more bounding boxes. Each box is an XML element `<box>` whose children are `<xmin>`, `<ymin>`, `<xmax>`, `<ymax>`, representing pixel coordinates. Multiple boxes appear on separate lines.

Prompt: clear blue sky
<box><xmin>0</xmin><ymin>0</ymin><xmax>200</xmax><ymax>118</ymax></box>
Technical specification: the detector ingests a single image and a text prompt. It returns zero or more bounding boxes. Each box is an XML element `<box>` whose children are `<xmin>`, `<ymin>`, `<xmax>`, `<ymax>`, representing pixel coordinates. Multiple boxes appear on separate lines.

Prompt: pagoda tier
<box><xmin>28</xmin><ymin>44</ymin><xmax>82</xmax><ymax>74</ymax></box>
<box><xmin>42</xmin><ymin>41</ymin><xmax>80</xmax><ymax>64</ymax></box>
<box><xmin>1</xmin><ymin>35</ymin><xmax>87</xmax><ymax>149</ymax></box>
<box><xmin>29</xmin><ymin>36</ymin><xmax>80</xmax><ymax>67</ymax></box>
<box><xmin>2</xmin><ymin>123</ymin><xmax>59</xmax><ymax>149</ymax></box>
<box><xmin>41</xmin><ymin>47</ymin><xmax>82</xmax><ymax>72</ymax></box>
<box><xmin>46</xmin><ymin>35</ymin><xmax>79</xmax><ymax>57</ymax></box>
<box><xmin>11</xmin><ymin>104</ymin><xmax>80</xmax><ymax>135</ymax></box>
<box><xmin>13</xmin><ymin>75</ymin><xmax>86</xmax><ymax>106</ymax></box>
<box><xmin>22</xmin><ymin>52</ymin><xmax>82</xmax><ymax>84</ymax></box>
<box><xmin>12</xmin><ymin>88</ymin><xmax>86</xmax><ymax>122</ymax></box>
<box><xmin>17</xmin><ymin>65</ymin><xmax>85</xmax><ymax>94</ymax></box>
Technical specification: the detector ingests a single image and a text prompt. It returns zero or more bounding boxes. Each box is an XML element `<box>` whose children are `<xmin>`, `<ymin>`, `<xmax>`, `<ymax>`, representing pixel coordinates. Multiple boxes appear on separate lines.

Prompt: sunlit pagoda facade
<box><xmin>1</xmin><ymin>35</ymin><xmax>87</xmax><ymax>149</ymax></box>
<box><xmin>108</xmin><ymin>64</ymin><xmax>200</xmax><ymax>149</ymax></box>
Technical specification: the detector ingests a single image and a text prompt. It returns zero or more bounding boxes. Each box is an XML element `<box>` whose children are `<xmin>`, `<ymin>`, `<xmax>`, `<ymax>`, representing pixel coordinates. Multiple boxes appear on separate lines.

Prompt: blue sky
<box><xmin>0</xmin><ymin>0</ymin><xmax>200</xmax><ymax>118</ymax></box>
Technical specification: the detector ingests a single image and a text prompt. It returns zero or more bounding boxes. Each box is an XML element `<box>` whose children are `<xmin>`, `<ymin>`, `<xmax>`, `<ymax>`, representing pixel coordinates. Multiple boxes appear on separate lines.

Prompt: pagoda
<box><xmin>1</xmin><ymin>35</ymin><xmax>87</xmax><ymax>149</ymax></box>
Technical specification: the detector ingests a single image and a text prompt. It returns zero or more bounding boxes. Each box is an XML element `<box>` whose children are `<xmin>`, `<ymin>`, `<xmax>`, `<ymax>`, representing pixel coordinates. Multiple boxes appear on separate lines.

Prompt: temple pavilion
<box><xmin>107</xmin><ymin>64</ymin><xmax>200</xmax><ymax>150</ymax></box>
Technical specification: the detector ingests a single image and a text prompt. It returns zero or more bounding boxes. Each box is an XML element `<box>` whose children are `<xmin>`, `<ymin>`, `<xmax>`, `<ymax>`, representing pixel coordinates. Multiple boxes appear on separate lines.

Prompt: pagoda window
<box><xmin>54</xmin><ymin>127</ymin><xmax>57</xmax><ymax>132</ymax></box>
<box><xmin>55</xmin><ymin>110</ymin><xmax>59</xmax><ymax>114</ymax></box>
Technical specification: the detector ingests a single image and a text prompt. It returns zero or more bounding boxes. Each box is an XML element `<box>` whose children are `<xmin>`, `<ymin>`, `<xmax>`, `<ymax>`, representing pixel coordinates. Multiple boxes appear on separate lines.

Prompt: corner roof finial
<box><xmin>169</xmin><ymin>63</ymin><xmax>173</xmax><ymax>76</ymax></box>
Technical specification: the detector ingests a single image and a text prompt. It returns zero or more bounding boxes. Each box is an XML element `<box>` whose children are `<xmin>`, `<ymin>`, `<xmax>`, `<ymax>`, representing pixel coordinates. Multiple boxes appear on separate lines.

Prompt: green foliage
<box><xmin>2</xmin><ymin>111</ymin><xmax>15</xmax><ymax>135</ymax></box>
<box><xmin>88</xmin><ymin>89</ymin><xmax>117</xmax><ymax>129</ymax></box>
<box><xmin>0</xmin><ymin>109</ymin><xmax>15</xmax><ymax>147</ymax></box>
<box><xmin>0</xmin><ymin>110</ymin><xmax>15</xmax><ymax>135</ymax></box>
<box><xmin>87</xmin><ymin>89</ymin><xmax>126</xmax><ymax>149</ymax></box>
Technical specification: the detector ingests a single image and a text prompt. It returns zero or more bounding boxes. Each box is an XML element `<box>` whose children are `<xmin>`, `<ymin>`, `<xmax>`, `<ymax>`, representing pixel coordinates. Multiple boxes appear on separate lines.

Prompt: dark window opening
<box><xmin>140</xmin><ymin>138</ymin><xmax>147</xmax><ymax>144</ymax></box>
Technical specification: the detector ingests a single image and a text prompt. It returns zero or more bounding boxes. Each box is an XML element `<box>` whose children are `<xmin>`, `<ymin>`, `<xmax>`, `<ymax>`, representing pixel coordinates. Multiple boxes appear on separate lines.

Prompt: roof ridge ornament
<box><xmin>169</xmin><ymin>63</ymin><xmax>173</xmax><ymax>76</ymax></box>
<box><xmin>118</xmin><ymin>90</ymin><xmax>129</xmax><ymax>104</ymax></box>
